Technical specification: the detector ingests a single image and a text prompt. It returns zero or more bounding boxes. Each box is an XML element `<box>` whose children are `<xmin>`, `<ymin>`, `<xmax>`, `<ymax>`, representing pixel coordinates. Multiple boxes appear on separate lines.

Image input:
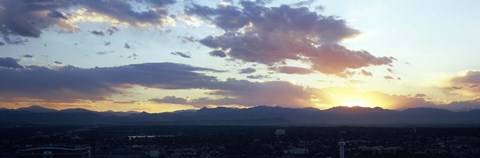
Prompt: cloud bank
<box><xmin>0</xmin><ymin>62</ymin><xmax>218</xmax><ymax>101</ymax></box>
<box><xmin>0</xmin><ymin>60</ymin><xmax>312</xmax><ymax>107</ymax></box>
<box><xmin>187</xmin><ymin>1</ymin><xmax>394</xmax><ymax>76</ymax></box>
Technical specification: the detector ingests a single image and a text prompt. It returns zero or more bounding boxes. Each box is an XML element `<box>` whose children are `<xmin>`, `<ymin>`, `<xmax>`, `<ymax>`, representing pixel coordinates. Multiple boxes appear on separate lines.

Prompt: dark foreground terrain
<box><xmin>1</xmin><ymin>125</ymin><xmax>480</xmax><ymax>158</ymax></box>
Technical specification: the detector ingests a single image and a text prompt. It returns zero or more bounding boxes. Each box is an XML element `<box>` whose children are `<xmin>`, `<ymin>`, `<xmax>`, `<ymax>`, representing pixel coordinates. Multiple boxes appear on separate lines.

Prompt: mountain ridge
<box><xmin>2</xmin><ymin>105</ymin><xmax>480</xmax><ymax>126</ymax></box>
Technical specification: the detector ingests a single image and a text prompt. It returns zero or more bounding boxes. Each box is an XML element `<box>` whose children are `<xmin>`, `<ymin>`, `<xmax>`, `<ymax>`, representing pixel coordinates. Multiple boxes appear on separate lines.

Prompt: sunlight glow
<box><xmin>341</xmin><ymin>100</ymin><xmax>370</xmax><ymax>107</ymax></box>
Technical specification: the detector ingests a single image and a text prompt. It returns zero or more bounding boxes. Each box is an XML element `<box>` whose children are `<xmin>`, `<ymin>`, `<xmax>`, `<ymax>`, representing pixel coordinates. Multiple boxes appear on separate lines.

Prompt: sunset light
<box><xmin>341</xmin><ymin>100</ymin><xmax>371</xmax><ymax>108</ymax></box>
<box><xmin>0</xmin><ymin>0</ymin><xmax>479</xmax><ymax>112</ymax></box>
<box><xmin>2</xmin><ymin>1</ymin><xmax>480</xmax><ymax>157</ymax></box>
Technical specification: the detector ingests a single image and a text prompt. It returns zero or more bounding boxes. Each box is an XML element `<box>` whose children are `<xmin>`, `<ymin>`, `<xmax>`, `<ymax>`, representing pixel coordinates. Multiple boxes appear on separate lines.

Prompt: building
<box><xmin>274</xmin><ymin>129</ymin><xmax>286</xmax><ymax>136</ymax></box>
<box><xmin>16</xmin><ymin>146</ymin><xmax>91</xmax><ymax>158</ymax></box>
<box><xmin>284</xmin><ymin>147</ymin><xmax>309</xmax><ymax>155</ymax></box>
<box><xmin>338</xmin><ymin>141</ymin><xmax>345</xmax><ymax>158</ymax></box>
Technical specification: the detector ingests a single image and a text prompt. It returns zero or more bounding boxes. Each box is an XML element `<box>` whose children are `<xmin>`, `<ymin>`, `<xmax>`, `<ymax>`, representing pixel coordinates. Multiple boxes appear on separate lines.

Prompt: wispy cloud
<box><xmin>171</xmin><ymin>51</ymin><xmax>192</xmax><ymax>58</ymax></box>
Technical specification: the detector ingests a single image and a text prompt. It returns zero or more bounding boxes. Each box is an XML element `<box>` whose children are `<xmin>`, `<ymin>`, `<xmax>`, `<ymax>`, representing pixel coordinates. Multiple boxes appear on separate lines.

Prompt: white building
<box><xmin>274</xmin><ymin>129</ymin><xmax>286</xmax><ymax>136</ymax></box>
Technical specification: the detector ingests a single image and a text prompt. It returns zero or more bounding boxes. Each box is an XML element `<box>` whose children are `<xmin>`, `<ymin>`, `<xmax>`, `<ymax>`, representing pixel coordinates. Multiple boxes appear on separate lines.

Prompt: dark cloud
<box><xmin>92</xmin><ymin>27</ymin><xmax>119</xmax><ymax>37</ymax></box>
<box><xmin>0</xmin><ymin>62</ymin><xmax>221</xmax><ymax>101</ymax></box>
<box><xmin>271</xmin><ymin>66</ymin><xmax>313</xmax><ymax>75</ymax></box>
<box><xmin>127</xmin><ymin>53</ymin><xmax>138</xmax><ymax>59</ymax></box>
<box><xmin>106</xmin><ymin>26</ymin><xmax>119</xmax><ymax>35</ymax></box>
<box><xmin>336</xmin><ymin>70</ymin><xmax>356</xmax><ymax>78</ymax></box>
<box><xmin>188</xmin><ymin>1</ymin><xmax>393</xmax><ymax>76</ymax></box>
<box><xmin>184</xmin><ymin>3</ymin><xmax>217</xmax><ymax>19</ymax></box>
<box><xmin>415</xmin><ymin>93</ymin><xmax>426</xmax><ymax>98</ymax></box>
<box><xmin>0</xmin><ymin>42</ymin><xmax>5</xmax><ymax>46</ymax></box>
<box><xmin>151</xmin><ymin>79</ymin><xmax>312</xmax><ymax>107</ymax></box>
<box><xmin>170</xmin><ymin>51</ymin><xmax>191</xmax><ymax>58</ymax></box>
<box><xmin>47</xmin><ymin>10</ymin><xmax>68</xmax><ymax>19</ymax></box>
<box><xmin>0</xmin><ymin>1</ymin><xmax>74</xmax><ymax>40</ymax></box>
<box><xmin>54</xmin><ymin>61</ymin><xmax>62</xmax><ymax>65</ymax></box>
<box><xmin>0</xmin><ymin>60</ymin><xmax>313</xmax><ymax>107</ymax></box>
<box><xmin>0</xmin><ymin>0</ymin><xmax>175</xmax><ymax>43</ymax></box>
<box><xmin>384</xmin><ymin>76</ymin><xmax>394</xmax><ymax>80</ymax></box>
<box><xmin>387</xmin><ymin>68</ymin><xmax>393</xmax><ymax>73</ymax></box>
<box><xmin>360</xmin><ymin>70</ymin><xmax>373</xmax><ymax>76</ymax></box>
<box><xmin>246</xmin><ymin>75</ymin><xmax>269</xmax><ymax>79</ymax></box>
<box><xmin>0</xmin><ymin>57</ymin><xmax>23</xmax><ymax>69</ymax></box>
<box><xmin>91</xmin><ymin>30</ymin><xmax>105</xmax><ymax>36</ymax></box>
<box><xmin>81</xmin><ymin>0</ymin><xmax>176</xmax><ymax>26</ymax></box>
<box><xmin>149</xmin><ymin>96</ymin><xmax>188</xmax><ymax>104</ymax></box>
<box><xmin>208</xmin><ymin>50</ymin><xmax>227</xmax><ymax>57</ymax></box>
<box><xmin>239</xmin><ymin>68</ymin><xmax>256</xmax><ymax>74</ymax></box>
<box><xmin>23</xmin><ymin>54</ymin><xmax>34</xmax><ymax>58</ymax></box>
<box><xmin>179</xmin><ymin>36</ymin><xmax>196</xmax><ymax>43</ymax></box>
<box><xmin>198</xmin><ymin>36</ymin><xmax>220</xmax><ymax>48</ymax></box>
<box><xmin>213</xmin><ymin>79</ymin><xmax>312</xmax><ymax>106</ymax></box>
<box><xmin>104</xmin><ymin>41</ymin><xmax>111</xmax><ymax>46</ymax></box>
<box><xmin>124</xmin><ymin>43</ymin><xmax>132</xmax><ymax>49</ymax></box>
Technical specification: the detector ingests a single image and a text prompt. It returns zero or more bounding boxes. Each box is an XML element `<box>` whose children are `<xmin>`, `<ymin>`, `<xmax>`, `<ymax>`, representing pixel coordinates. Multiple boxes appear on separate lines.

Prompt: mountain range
<box><xmin>2</xmin><ymin>105</ymin><xmax>480</xmax><ymax>126</ymax></box>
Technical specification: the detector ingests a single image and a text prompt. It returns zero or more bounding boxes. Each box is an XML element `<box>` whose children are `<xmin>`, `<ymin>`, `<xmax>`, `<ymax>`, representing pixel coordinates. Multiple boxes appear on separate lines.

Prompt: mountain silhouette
<box><xmin>16</xmin><ymin>105</ymin><xmax>58</xmax><ymax>113</ymax></box>
<box><xmin>1</xmin><ymin>105</ymin><xmax>480</xmax><ymax>126</ymax></box>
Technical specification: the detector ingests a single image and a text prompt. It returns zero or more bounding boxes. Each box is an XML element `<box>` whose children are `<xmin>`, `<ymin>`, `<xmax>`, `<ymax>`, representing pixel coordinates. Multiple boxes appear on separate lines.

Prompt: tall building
<box><xmin>338</xmin><ymin>141</ymin><xmax>345</xmax><ymax>158</ymax></box>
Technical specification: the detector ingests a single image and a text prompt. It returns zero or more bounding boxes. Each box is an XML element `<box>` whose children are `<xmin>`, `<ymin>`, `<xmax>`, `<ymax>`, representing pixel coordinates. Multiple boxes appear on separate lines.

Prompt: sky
<box><xmin>1</xmin><ymin>0</ymin><xmax>480</xmax><ymax>112</ymax></box>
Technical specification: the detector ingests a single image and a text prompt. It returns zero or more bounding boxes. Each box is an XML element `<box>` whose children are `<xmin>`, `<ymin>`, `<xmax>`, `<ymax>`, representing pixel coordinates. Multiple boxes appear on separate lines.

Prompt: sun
<box><xmin>341</xmin><ymin>100</ymin><xmax>370</xmax><ymax>107</ymax></box>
